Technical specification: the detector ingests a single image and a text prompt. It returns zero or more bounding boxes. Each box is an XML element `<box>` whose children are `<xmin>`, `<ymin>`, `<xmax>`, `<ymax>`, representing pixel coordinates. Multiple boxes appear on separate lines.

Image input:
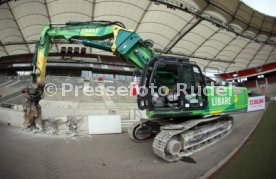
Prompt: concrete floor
<box><xmin>0</xmin><ymin>110</ymin><xmax>264</xmax><ymax>179</ymax></box>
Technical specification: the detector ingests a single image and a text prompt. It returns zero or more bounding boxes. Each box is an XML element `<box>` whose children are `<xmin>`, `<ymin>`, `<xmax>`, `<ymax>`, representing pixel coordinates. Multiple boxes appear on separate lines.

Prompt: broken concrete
<box><xmin>43</xmin><ymin>116</ymin><xmax>84</xmax><ymax>135</ymax></box>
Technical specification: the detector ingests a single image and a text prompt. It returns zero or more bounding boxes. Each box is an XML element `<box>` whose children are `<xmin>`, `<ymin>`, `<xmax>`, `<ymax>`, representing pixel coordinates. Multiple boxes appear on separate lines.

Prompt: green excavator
<box><xmin>24</xmin><ymin>21</ymin><xmax>248</xmax><ymax>162</ymax></box>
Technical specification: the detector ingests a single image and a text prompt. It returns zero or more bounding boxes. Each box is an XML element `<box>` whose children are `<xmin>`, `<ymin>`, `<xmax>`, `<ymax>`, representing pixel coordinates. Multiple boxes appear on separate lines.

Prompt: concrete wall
<box><xmin>0</xmin><ymin>99</ymin><xmax>146</xmax><ymax>135</ymax></box>
<box><xmin>0</xmin><ymin>101</ymin><xmax>145</xmax><ymax>132</ymax></box>
<box><xmin>0</xmin><ymin>107</ymin><xmax>24</xmax><ymax>128</ymax></box>
<box><xmin>40</xmin><ymin>99</ymin><xmax>146</xmax><ymax>132</ymax></box>
<box><xmin>0</xmin><ymin>76</ymin><xmax>147</xmax><ymax>134</ymax></box>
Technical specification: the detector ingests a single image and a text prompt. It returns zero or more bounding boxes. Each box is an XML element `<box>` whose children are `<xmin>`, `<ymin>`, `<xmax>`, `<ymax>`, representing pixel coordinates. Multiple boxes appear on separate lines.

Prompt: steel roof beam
<box><xmin>44</xmin><ymin>0</ymin><xmax>59</xmax><ymax>53</ymax></box>
<box><xmin>204</xmin><ymin>4</ymin><xmax>242</xmax><ymax>68</ymax></box>
<box><xmin>245</xmin><ymin>44</ymin><xmax>265</xmax><ymax>69</ymax></box>
<box><xmin>162</xmin><ymin>3</ymin><xmax>210</xmax><ymax>53</ymax></box>
<box><xmin>91</xmin><ymin>0</ymin><xmax>96</xmax><ymax>20</ymax></box>
<box><xmin>224</xmin><ymin>40</ymin><xmax>253</xmax><ymax>72</ymax></box>
<box><xmin>207</xmin><ymin>9</ymin><xmax>263</xmax><ymax>69</ymax></box>
<box><xmin>0</xmin><ymin>41</ymin><xmax>9</xmax><ymax>56</ymax></box>
<box><xmin>134</xmin><ymin>1</ymin><xmax>152</xmax><ymax>32</ymax></box>
<box><xmin>7</xmin><ymin>3</ymin><xmax>31</xmax><ymax>53</ymax></box>
<box><xmin>160</xmin><ymin>0</ymin><xmax>245</xmax><ymax>63</ymax></box>
<box><xmin>245</xmin><ymin>14</ymin><xmax>268</xmax><ymax>68</ymax></box>
<box><xmin>164</xmin><ymin>19</ymin><xmax>202</xmax><ymax>53</ymax></box>
<box><xmin>264</xmin><ymin>46</ymin><xmax>276</xmax><ymax>64</ymax></box>
<box><xmin>263</xmin><ymin>18</ymin><xmax>276</xmax><ymax>64</ymax></box>
<box><xmin>224</xmin><ymin>10</ymin><xmax>258</xmax><ymax>72</ymax></box>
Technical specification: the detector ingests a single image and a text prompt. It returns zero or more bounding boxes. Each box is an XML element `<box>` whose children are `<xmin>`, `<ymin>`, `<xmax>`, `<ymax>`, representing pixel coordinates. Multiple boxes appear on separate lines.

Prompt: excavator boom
<box><xmin>32</xmin><ymin>21</ymin><xmax>155</xmax><ymax>86</ymax></box>
<box><xmin>24</xmin><ymin>20</ymin><xmax>155</xmax><ymax>131</ymax></box>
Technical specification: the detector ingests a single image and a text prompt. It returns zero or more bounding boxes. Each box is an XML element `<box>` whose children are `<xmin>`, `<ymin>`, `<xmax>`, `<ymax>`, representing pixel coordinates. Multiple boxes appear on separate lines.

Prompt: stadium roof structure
<box><xmin>0</xmin><ymin>0</ymin><xmax>276</xmax><ymax>72</ymax></box>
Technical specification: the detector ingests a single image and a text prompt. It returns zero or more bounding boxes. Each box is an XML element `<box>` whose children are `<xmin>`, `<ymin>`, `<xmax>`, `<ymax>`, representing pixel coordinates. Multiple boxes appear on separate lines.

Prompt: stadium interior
<box><xmin>0</xmin><ymin>0</ymin><xmax>275</xmax><ymax>179</ymax></box>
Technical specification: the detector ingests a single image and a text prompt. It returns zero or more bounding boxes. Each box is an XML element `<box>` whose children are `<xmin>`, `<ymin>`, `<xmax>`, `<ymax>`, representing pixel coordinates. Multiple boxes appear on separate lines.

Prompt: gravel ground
<box><xmin>0</xmin><ymin>110</ymin><xmax>264</xmax><ymax>179</ymax></box>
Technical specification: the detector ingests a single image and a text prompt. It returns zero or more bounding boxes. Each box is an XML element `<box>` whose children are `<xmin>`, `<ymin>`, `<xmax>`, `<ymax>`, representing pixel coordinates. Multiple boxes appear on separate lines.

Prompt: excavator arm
<box><xmin>23</xmin><ymin>21</ymin><xmax>155</xmax><ymax>129</ymax></box>
<box><xmin>32</xmin><ymin>21</ymin><xmax>155</xmax><ymax>86</ymax></box>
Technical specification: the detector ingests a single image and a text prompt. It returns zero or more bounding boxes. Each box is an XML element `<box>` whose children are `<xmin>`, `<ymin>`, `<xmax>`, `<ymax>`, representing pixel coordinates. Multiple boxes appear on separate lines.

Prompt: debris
<box><xmin>70</xmin><ymin>133</ymin><xmax>77</xmax><ymax>137</ymax></box>
<box><xmin>22</xmin><ymin>87</ymin><xmax>43</xmax><ymax>130</ymax></box>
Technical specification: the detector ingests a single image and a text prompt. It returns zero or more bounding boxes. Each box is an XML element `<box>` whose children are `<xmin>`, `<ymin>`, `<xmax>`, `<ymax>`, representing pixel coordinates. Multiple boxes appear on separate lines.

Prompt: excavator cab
<box><xmin>137</xmin><ymin>56</ymin><xmax>207</xmax><ymax>113</ymax></box>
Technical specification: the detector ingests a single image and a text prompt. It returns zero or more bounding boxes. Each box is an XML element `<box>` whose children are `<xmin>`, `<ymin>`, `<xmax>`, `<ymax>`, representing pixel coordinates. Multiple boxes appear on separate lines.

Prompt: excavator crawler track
<box><xmin>128</xmin><ymin>121</ymin><xmax>154</xmax><ymax>142</ymax></box>
<box><xmin>152</xmin><ymin>115</ymin><xmax>233</xmax><ymax>162</ymax></box>
<box><xmin>128</xmin><ymin>122</ymin><xmax>141</xmax><ymax>141</ymax></box>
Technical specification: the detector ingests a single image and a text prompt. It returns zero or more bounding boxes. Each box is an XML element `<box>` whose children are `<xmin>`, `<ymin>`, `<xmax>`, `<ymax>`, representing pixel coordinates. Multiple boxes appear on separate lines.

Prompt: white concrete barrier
<box><xmin>0</xmin><ymin>107</ymin><xmax>24</xmax><ymax>127</ymax></box>
<box><xmin>88</xmin><ymin>115</ymin><xmax>121</xmax><ymax>134</ymax></box>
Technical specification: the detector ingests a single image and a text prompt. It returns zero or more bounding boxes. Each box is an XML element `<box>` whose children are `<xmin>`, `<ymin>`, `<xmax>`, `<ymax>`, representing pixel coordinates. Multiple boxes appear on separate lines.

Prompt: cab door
<box><xmin>180</xmin><ymin>64</ymin><xmax>207</xmax><ymax>110</ymax></box>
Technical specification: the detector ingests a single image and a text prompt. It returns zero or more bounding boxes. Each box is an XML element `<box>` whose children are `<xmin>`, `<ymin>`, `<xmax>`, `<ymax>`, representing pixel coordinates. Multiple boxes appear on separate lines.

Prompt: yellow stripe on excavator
<box><xmin>111</xmin><ymin>26</ymin><xmax>123</xmax><ymax>53</ymax></box>
<box><xmin>36</xmin><ymin>49</ymin><xmax>47</xmax><ymax>85</ymax></box>
<box><xmin>111</xmin><ymin>26</ymin><xmax>134</xmax><ymax>54</ymax></box>
<box><xmin>210</xmin><ymin>110</ymin><xmax>224</xmax><ymax>115</ymax></box>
